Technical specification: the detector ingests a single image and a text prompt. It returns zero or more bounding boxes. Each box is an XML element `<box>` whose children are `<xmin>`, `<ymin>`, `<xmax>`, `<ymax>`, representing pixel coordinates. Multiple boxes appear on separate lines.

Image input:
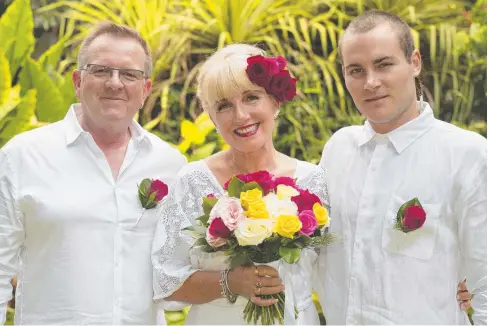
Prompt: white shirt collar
<box><xmin>63</xmin><ymin>104</ymin><xmax>151</xmax><ymax>148</ymax></box>
<box><xmin>357</xmin><ymin>101</ymin><xmax>436</xmax><ymax>154</ymax></box>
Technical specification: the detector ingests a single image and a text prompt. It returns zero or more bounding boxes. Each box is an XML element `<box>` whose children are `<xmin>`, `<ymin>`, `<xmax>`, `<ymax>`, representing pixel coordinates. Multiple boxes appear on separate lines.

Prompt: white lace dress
<box><xmin>152</xmin><ymin>159</ymin><xmax>329</xmax><ymax>325</ymax></box>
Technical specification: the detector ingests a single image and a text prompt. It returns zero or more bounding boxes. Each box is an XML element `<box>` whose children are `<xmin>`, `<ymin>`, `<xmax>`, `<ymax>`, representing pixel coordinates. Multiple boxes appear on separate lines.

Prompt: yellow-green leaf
<box><xmin>0</xmin><ymin>49</ymin><xmax>11</xmax><ymax>106</ymax></box>
<box><xmin>0</xmin><ymin>0</ymin><xmax>35</xmax><ymax>77</ymax></box>
<box><xmin>19</xmin><ymin>58</ymin><xmax>66</xmax><ymax>122</ymax></box>
<box><xmin>0</xmin><ymin>85</ymin><xmax>21</xmax><ymax>122</ymax></box>
<box><xmin>0</xmin><ymin>88</ymin><xmax>36</xmax><ymax>146</ymax></box>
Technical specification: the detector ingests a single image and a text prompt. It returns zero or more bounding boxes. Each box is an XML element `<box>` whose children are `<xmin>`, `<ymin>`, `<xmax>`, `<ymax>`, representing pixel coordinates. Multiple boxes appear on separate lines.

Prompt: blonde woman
<box><xmin>151</xmin><ymin>44</ymin><xmax>326</xmax><ymax>325</ymax></box>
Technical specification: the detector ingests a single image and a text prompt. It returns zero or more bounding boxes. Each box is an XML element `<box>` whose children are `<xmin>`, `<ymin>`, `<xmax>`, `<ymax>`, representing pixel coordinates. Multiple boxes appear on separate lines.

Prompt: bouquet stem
<box><xmin>243</xmin><ymin>292</ymin><xmax>285</xmax><ymax>325</ymax></box>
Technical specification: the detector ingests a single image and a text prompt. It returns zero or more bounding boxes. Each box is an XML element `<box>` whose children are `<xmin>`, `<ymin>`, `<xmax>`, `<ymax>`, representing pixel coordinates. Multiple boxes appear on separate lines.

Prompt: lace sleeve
<box><xmin>296</xmin><ymin>166</ymin><xmax>330</xmax><ymax>209</ymax></box>
<box><xmin>151</xmin><ymin>169</ymin><xmax>222</xmax><ymax>304</ymax></box>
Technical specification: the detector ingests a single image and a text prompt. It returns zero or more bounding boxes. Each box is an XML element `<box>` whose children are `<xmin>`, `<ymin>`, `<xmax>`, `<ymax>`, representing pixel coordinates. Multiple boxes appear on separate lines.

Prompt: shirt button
<box><xmin>115</xmin><ymin>260</ymin><xmax>119</xmax><ymax>267</ymax></box>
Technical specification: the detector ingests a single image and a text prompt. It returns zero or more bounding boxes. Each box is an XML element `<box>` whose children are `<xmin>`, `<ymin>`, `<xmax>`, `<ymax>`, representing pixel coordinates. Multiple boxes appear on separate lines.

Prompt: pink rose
<box><xmin>292</xmin><ymin>189</ymin><xmax>321</xmax><ymax>212</ymax></box>
<box><xmin>205</xmin><ymin>232</ymin><xmax>228</xmax><ymax>248</ymax></box>
<box><xmin>298</xmin><ymin>210</ymin><xmax>318</xmax><ymax>236</ymax></box>
<box><xmin>209</xmin><ymin>196</ymin><xmax>246</xmax><ymax>231</ymax></box>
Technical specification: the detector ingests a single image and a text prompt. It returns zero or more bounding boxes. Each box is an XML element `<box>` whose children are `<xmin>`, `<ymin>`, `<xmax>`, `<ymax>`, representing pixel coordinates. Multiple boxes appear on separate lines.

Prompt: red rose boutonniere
<box><xmin>133</xmin><ymin>178</ymin><xmax>168</xmax><ymax>227</ymax></box>
<box><xmin>394</xmin><ymin>197</ymin><xmax>427</xmax><ymax>233</ymax></box>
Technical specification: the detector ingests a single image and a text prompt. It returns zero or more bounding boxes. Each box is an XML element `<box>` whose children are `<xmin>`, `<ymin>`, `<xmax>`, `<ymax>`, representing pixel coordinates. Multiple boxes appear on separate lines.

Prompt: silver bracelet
<box><xmin>219</xmin><ymin>269</ymin><xmax>238</xmax><ymax>304</ymax></box>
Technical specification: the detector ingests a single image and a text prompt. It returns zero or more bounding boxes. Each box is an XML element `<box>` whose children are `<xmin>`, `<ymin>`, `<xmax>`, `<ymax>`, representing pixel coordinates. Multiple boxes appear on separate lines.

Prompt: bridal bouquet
<box><xmin>185</xmin><ymin>171</ymin><xmax>335</xmax><ymax>325</ymax></box>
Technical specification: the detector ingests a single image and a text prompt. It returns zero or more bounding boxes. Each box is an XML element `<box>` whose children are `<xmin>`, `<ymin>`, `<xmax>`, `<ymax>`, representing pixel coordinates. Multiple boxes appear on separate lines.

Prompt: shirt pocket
<box><xmin>381</xmin><ymin>194</ymin><xmax>440</xmax><ymax>260</ymax></box>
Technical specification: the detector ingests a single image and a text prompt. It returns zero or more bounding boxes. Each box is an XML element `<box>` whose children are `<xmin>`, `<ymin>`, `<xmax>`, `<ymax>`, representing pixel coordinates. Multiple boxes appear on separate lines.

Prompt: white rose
<box><xmin>263</xmin><ymin>193</ymin><xmax>298</xmax><ymax>220</ymax></box>
<box><xmin>234</xmin><ymin>218</ymin><xmax>274</xmax><ymax>246</ymax></box>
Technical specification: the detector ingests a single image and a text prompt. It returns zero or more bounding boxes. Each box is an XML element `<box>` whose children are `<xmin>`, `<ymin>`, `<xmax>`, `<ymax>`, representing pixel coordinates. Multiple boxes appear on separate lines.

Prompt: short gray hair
<box><xmin>77</xmin><ymin>21</ymin><xmax>153</xmax><ymax>77</ymax></box>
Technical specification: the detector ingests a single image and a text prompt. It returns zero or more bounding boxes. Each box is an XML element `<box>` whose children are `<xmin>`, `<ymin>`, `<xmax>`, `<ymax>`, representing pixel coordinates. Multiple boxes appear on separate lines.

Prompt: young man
<box><xmin>318</xmin><ymin>10</ymin><xmax>486</xmax><ymax>325</ymax></box>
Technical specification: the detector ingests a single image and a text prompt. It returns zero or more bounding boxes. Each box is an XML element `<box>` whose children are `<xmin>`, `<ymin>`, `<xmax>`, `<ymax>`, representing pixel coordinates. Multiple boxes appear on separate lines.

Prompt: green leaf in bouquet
<box><xmin>195</xmin><ymin>214</ymin><xmax>210</xmax><ymax>226</ymax></box>
<box><xmin>229</xmin><ymin>252</ymin><xmax>253</xmax><ymax>269</ymax></box>
<box><xmin>227</xmin><ymin>176</ymin><xmax>245</xmax><ymax>197</ymax></box>
<box><xmin>308</xmin><ymin>233</ymin><xmax>338</xmax><ymax>247</ymax></box>
<box><xmin>278</xmin><ymin>247</ymin><xmax>301</xmax><ymax>264</ymax></box>
<box><xmin>290</xmin><ymin>236</ymin><xmax>308</xmax><ymax>248</ymax></box>
<box><xmin>241</xmin><ymin>181</ymin><xmax>263</xmax><ymax>193</ymax></box>
<box><xmin>202</xmin><ymin>196</ymin><xmax>218</xmax><ymax>215</ymax></box>
<box><xmin>193</xmin><ymin>237</ymin><xmax>208</xmax><ymax>247</ymax></box>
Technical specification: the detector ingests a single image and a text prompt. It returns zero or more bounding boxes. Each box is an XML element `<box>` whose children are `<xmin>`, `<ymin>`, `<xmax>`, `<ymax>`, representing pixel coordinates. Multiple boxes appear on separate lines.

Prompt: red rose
<box><xmin>207</xmin><ymin>194</ymin><xmax>216</xmax><ymax>198</ymax></box>
<box><xmin>292</xmin><ymin>189</ymin><xmax>321</xmax><ymax>212</ymax></box>
<box><xmin>246</xmin><ymin>55</ymin><xmax>280</xmax><ymax>89</ymax></box>
<box><xmin>245</xmin><ymin>171</ymin><xmax>274</xmax><ymax>194</ymax></box>
<box><xmin>208</xmin><ymin>217</ymin><xmax>232</xmax><ymax>238</ymax></box>
<box><xmin>274</xmin><ymin>176</ymin><xmax>297</xmax><ymax>189</ymax></box>
<box><xmin>223</xmin><ymin>174</ymin><xmax>250</xmax><ymax>190</ymax></box>
<box><xmin>268</xmin><ymin>71</ymin><xmax>297</xmax><ymax>102</ymax></box>
<box><xmin>275</xmin><ymin>56</ymin><xmax>287</xmax><ymax>70</ymax></box>
<box><xmin>402</xmin><ymin>206</ymin><xmax>426</xmax><ymax>231</ymax></box>
<box><xmin>149</xmin><ymin>179</ymin><xmax>169</xmax><ymax>201</ymax></box>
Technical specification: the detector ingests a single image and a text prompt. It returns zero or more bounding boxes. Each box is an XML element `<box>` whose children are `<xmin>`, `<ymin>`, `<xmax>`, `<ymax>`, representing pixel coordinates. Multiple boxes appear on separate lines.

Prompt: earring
<box><xmin>274</xmin><ymin>110</ymin><xmax>280</xmax><ymax>119</ymax></box>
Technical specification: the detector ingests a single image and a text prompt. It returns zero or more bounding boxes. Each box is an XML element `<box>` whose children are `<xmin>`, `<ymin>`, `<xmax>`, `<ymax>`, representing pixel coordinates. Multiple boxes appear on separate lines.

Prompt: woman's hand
<box><xmin>457</xmin><ymin>279</ymin><xmax>472</xmax><ymax>311</ymax></box>
<box><xmin>228</xmin><ymin>265</ymin><xmax>284</xmax><ymax>307</ymax></box>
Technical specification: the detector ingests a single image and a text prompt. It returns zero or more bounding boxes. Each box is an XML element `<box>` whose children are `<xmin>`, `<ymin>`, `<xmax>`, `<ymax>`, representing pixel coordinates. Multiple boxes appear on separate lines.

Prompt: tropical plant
<box><xmin>0</xmin><ymin>0</ymin><xmax>77</xmax><ymax>146</ymax></box>
<box><xmin>37</xmin><ymin>0</ymin><xmax>486</xmax><ymax>164</ymax></box>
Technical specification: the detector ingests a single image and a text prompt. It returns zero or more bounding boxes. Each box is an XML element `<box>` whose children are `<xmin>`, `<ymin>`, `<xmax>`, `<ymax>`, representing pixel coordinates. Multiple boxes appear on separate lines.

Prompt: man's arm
<box><xmin>0</xmin><ymin>149</ymin><xmax>25</xmax><ymax>324</ymax></box>
<box><xmin>458</xmin><ymin>157</ymin><xmax>487</xmax><ymax>325</ymax></box>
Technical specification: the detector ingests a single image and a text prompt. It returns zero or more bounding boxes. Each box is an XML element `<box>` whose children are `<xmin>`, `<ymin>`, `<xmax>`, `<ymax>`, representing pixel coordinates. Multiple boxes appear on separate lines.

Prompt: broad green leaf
<box><xmin>241</xmin><ymin>182</ymin><xmax>263</xmax><ymax>193</ymax></box>
<box><xmin>38</xmin><ymin>36</ymin><xmax>69</xmax><ymax>72</ymax></box>
<box><xmin>0</xmin><ymin>88</ymin><xmax>36</xmax><ymax>146</ymax></box>
<box><xmin>227</xmin><ymin>176</ymin><xmax>245</xmax><ymax>198</ymax></box>
<box><xmin>0</xmin><ymin>0</ymin><xmax>35</xmax><ymax>77</ymax></box>
<box><xmin>19</xmin><ymin>58</ymin><xmax>66</xmax><ymax>122</ymax></box>
<box><xmin>202</xmin><ymin>196</ymin><xmax>218</xmax><ymax>215</ymax></box>
<box><xmin>0</xmin><ymin>49</ymin><xmax>11</xmax><ymax>106</ymax></box>
<box><xmin>278</xmin><ymin>247</ymin><xmax>301</xmax><ymax>264</ymax></box>
<box><xmin>195</xmin><ymin>214</ymin><xmax>210</xmax><ymax>226</ymax></box>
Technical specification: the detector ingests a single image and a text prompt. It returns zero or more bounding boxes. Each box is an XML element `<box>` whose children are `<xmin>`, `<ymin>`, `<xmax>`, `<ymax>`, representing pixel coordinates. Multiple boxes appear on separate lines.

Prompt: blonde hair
<box><xmin>78</xmin><ymin>21</ymin><xmax>153</xmax><ymax>76</ymax></box>
<box><xmin>196</xmin><ymin>44</ymin><xmax>267</xmax><ymax>111</ymax></box>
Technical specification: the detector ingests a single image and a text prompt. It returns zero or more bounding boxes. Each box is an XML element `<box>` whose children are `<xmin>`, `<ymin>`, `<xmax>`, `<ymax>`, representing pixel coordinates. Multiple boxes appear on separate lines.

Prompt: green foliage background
<box><xmin>1</xmin><ymin>0</ymin><xmax>485</xmax><ymax>324</ymax></box>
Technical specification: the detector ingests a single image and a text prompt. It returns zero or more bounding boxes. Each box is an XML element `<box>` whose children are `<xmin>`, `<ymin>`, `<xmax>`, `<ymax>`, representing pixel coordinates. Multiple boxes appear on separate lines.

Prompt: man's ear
<box><xmin>411</xmin><ymin>49</ymin><xmax>422</xmax><ymax>77</ymax></box>
<box><xmin>73</xmin><ymin>70</ymin><xmax>82</xmax><ymax>100</ymax></box>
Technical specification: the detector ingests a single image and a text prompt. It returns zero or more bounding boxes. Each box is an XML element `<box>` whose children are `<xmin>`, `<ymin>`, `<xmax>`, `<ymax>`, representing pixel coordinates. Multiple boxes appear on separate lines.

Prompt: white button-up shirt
<box><xmin>0</xmin><ymin>104</ymin><xmax>187</xmax><ymax>324</ymax></box>
<box><xmin>317</xmin><ymin>103</ymin><xmax>487</xmax><ymax>324</ymax></box>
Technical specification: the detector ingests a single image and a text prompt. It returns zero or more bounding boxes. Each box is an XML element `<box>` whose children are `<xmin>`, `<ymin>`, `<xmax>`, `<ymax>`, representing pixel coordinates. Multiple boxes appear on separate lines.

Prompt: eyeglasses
<box><xmin>81</xmin><ymin>64</ymin><xmax>146</xmax><ymax>82</ymax></box>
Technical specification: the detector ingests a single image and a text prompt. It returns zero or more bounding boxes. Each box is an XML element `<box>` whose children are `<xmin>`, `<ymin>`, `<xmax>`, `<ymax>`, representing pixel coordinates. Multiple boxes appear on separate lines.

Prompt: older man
<box><xmin>0</xmin><ymin>22</ymin><xmax>186</xmax><ymax>324</ymax></box>
<box><xmin>317</xmin><ymin>10</ymin><xmax>486</xmax><ymax>325</ymax></box>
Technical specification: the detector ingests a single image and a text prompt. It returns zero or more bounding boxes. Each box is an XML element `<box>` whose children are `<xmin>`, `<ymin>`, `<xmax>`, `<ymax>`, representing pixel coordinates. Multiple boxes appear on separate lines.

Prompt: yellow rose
<box><xmin>234</xmin><ymin>218</ymin><xmax>274</xmax><ymax>246</ymax></box>
<box><xmin>274</xmin><ymin>214</ymin><xmax>302</xmax><ymax>239</ymax></box>
<box><xmin>240</xmin><ymin>188</ymin><xmax>263</xmax><ymax>210</ymax></box>
<box><xmin>245</xmin><ymin>199</ymin><xmax>269</xmax><ymax>219</ymax></box>
<box><xmin>276</xmin><ymin>185</ymin><xmax>300</xmax><ymax>200</ymax></box>
<box><xmin>313</xmin><ymin>203</ymin><xmax>330</xmax><ymax>227</ymax></box>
